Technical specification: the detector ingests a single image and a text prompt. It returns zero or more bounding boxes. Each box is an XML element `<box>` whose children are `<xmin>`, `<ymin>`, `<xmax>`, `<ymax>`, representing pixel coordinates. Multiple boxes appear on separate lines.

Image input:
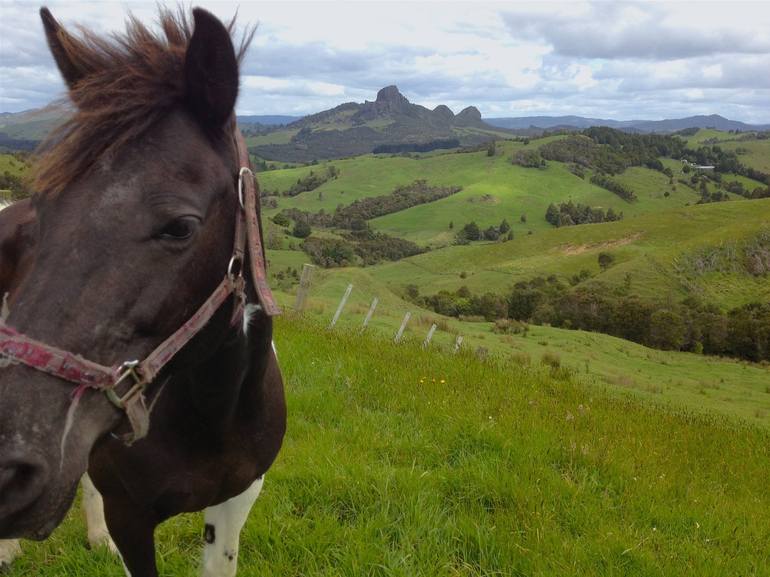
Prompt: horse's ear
<box><xmin>185</xmin><ymin>8</ymin><xmax>239</xmax><ymax>128</ymax></box>
<box><xmin>40</xmin><ymin>8</ymin><xmax>85</xmax><ymax>89</ymax></box>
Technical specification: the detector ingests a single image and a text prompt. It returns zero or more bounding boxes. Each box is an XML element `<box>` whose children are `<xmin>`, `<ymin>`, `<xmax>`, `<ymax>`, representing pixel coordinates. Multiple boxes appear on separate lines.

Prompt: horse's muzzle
<box><xmin>0</xmin><ymin>450</ymin><xmax>50</xmax><ymax>539</ymax></box>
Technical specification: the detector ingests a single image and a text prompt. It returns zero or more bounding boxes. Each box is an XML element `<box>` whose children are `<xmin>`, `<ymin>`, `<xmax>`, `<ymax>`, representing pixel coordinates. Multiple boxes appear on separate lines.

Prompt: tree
<box><xmin>506</xmin><ymin>230</ymin><xmax>514</xmax><ymax>241</ymax></box>
<box><xmin>292</xmin><ymin>220</ymin><xmax>311</xmax><ymax>239</ymax></box>
<box><xmin>499</xmin><ymin>219</ymin><xmax>511</xmax><ymax>234</ymax></box>
<box><xmin>649</xmin><ymin>309</ymin><xmax>686</xmax><ymax>350</ymax></box>
<box><xmin>460</xmin><ymin>221</ymin><xmax>481</xmax><ymax>241</ymax></box>
<box><xmin>545</xmin><ymin>203</ymin><xmax>560</xmax><ymax>226</ymax></box>
<box><xmin>598</xmin><ymin>251</ymin><xmax>615</xmax><ymax>271</ymax></box>
<box><xmin>483</xmin><ymin>226</ymin><xmax>500</xmax><ymax>241</ymax></box>
<box><xmin>272</xmin><ymin>213</ymin><xmax>291</xmax><ymax>227</ymax></box>
<box><xmin>487</xmin><ymin>141</ymin><xmax>496</xmax><ymax>157</ymax></box>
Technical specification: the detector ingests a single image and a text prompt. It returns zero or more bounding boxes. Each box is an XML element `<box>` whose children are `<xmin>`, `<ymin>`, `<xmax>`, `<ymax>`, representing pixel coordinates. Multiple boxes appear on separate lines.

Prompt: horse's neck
<box><xmin>184</xmin><ymin>309</ymin><xmax>273</xmax><ymax>428</ymax></box>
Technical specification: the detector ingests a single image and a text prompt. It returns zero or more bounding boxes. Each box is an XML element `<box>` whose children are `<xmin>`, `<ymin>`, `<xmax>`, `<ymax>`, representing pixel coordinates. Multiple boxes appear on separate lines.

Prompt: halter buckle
<box><xmin>105</xmin><ymin>360</ymin><xmax>145</xmax><ymax>409</ymax></box>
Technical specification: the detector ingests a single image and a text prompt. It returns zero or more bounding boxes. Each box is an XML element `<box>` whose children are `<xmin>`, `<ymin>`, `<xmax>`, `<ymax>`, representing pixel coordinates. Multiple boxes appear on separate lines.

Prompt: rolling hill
<box><xmin>487</xmin><ymin>114</ymin><xmax>770</xmax><ymax>133</ymax></box>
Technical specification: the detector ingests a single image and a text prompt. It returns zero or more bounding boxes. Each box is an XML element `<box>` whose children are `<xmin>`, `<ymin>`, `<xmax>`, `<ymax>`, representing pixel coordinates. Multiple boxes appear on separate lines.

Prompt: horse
<box><xmin>1</xmin><ymin>200</ymin><xmax>116</xmax><ymax>567</ymax></box>
<box><xmin>0</xmin><ymin>7</ymin><xmax>286</xmax><ymax>577</ymax></box>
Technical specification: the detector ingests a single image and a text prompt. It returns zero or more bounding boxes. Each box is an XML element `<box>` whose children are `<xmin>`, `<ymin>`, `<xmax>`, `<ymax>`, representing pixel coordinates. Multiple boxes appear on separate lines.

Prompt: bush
<box><xmin>512</xmin><ymin>149</ymin><xmax>546</xmax><ymax>168</ymax></box>
<box><xmin>459</xmin><ymin>222</ymin><xmax>481</xmax><ymax>241</ymax></box>
<box><xmin>492</xmin><ymin>318</ymin><xmax>528</xmax><ymax>335</ymax></box>
<box><xmin>540</xmin><ymin>351</ymin><xmax>561</xmax><ymax>370</ymax></box>
<box><xmin>292</xmin><ymin>220</ymin><xmax>312</xmax><ymax>239</ymax></box>
<box><xmin>598</xmin><ymin>252</ymin><xmax>615</xmax><ymax>271</ymax></box>
<box><xmin>272</xmin><ymin>213</ymin><xmax>291</xmax><ymax>227</ymax></box>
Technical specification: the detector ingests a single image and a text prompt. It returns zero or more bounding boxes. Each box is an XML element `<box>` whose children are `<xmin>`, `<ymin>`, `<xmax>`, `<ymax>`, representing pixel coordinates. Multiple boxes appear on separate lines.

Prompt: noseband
<box><xmin>0</xmin><ymin>126</ymin><xmax>279</xmax><ymax>444</ymax></box>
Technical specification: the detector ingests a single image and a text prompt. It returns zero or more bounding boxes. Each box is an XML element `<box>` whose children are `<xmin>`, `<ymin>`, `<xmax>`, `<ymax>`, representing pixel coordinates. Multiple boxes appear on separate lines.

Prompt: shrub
<box><xmin>292</xmin><ymin>220</ymin><xmax>312</xmax><ymax>239</ymax></box>
<box><xmin>541</xmin><ymin>351</ymin><xmax>561</xmax><ymax>370</ymax></box>
<box><xmin>598</xmin><ymin>252</ymin><xmax>615</xmax><ymax>271</ymax></box>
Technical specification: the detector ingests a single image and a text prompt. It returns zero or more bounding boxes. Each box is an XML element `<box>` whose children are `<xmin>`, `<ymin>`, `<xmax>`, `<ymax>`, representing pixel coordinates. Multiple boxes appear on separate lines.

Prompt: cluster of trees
<box><xmin>545</xmin><ymin>201</ymin><xmax>623</xmax><ymax>227</ymax></box>
<box><xmin>342</xmin><ymin>229</ymin><xmax>422</xmax><ymax>265</ymax></box>
<box><xmin>282</xmin><ymin>165</ymin><xmax>340</xmax><ymax>197</ymax></box>
<box><xmin>0</xmin><ymin>170</ymin><xmax>30</xmax><ymax>200</ymax></box>
<box><xmin>537</xmin><ymin>130</ymin><xmax>681</xmax><ymax>176</ymax></box>
<box><xmin>411</xmin><ymin>276</ymin><xmax>770</xmax><ymax>362</ymax></box>
<box><xmin>278</xmin><ymin>180</ymin><xmax>462</xmax><ymax>230</ymax></box>
<box><xmin>455</xmin><ymin>219</ymin><xmax>514</xmax><ymax>243</ymax></box>
<box><xmin>300</xmin><ymin>237</ymin><xmax>356</xmax><ymax>268</ymax></box>
<box><xmin>373</xmin><ymin>139</ymin><xmax>460</xmax><ymax>154</ymax></box>
<box><xmin>589</xmin><ymin>174</ymin><xmax>637</xmax><ymax>202</ymax></box>
<box><xmin>301</xmin><ymin>229</ymin><xmax>421</xmax><ymax>267</ymax></box>
<box><xmin>511</xmin><ymin>149</ymin><xmax>546</xmax><ymax>168</ymax></box>
<box><xmin>681</xmin><ymin>145</ymin><xmax>769</xmax><ymax>183</ymax></box>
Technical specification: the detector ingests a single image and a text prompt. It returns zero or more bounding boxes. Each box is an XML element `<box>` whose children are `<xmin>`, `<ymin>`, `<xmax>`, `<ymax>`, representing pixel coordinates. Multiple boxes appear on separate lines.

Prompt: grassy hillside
<box><xmin>260</xmin><ymin>138</ymin><xmax>706</xmax><ymax>247</ymax></box>
<box><xmin>9</xmin><ymin>316</ymin><xmax>770</xmax><ymax>576</ymax></box>
<box><xmin>367</xmin><ymin>199</ymin><xmax>770</xmax><ymax>309</ymax></box>
<box><xmin>0</xmin><ymin>154</ymin><xmax>25</xmax><ymax>174</ymax></box>
<box><xmin>263</xmin><ymin>263</ymin><xmax>770</xmax><ymax>429</ymax></box>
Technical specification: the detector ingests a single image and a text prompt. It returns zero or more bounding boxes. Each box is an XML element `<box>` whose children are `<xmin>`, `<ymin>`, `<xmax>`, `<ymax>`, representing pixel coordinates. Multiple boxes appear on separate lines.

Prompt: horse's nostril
<box><xmin>0</xmin><ymin>454</ymin><xmax>49</xmax><ymax>518</ymax></box>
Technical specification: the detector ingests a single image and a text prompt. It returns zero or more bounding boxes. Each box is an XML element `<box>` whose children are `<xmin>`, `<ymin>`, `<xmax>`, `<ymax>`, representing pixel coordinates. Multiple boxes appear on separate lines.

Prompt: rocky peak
<box><xmin>432</xmin><ymin>104</ymin><xmax>455</xmax><ymax>122</ymax></box>
<box><xmin>375</xmin><ymin>85</ymin><xmax>411</xmax><ymax>113</ymax></box>
<box><xmin>455</xmin><ymin>106</ymin><xmax>482</xmax><ymax>125</ymax></box>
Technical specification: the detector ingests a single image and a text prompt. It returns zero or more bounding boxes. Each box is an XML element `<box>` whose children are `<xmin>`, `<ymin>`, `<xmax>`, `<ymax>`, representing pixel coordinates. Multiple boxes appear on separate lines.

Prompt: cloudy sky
<box><xmin>1</xmin><ymin>1</ymin><xmax>769</xmax><ymax>122</ymax></box>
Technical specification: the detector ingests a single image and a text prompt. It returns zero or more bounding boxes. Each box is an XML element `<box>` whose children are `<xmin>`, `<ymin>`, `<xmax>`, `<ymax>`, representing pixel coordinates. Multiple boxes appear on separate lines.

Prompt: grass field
<box><xmin>364</xmin><ymin>199</ymin><xmax>770</xmax><ymax>309</ymax></box>
<box><xmin>259</xmin><ymin>138</ymin><xmax>709</xmax><ymax>248</ymax></box>
<box><xmin>8</xmin><ymin>316</ymin><xmax>770</xmax><ymax>576</ymax></box>
<box><xmin>263</xmin><ymin>263</ymin><xmax>770</xmax><ymax>429</ymax></box>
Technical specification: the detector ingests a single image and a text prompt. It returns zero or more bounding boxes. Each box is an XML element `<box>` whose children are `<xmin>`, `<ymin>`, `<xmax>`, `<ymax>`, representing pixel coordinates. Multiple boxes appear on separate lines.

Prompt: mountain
<box><xmin>248</xmin><ymin>86</ymin><xmax>510</xmax><ymax>162</ymax></box>
<box><xmin>237</xmin><ymin>115</ymin><xmax>302</xmax><ymax>126</ymax></box>
<box><xmin>486</xmin><ymin>114</ymin><xmax>770</xmax><ymax>133</ymax></box>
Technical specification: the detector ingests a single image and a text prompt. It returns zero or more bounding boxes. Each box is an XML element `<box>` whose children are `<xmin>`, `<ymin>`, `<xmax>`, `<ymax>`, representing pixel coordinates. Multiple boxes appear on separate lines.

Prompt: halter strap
<box><xmin>0</xmin><ymin>125</ymin><xmax>279</xmax><ymax>444</ymax></box>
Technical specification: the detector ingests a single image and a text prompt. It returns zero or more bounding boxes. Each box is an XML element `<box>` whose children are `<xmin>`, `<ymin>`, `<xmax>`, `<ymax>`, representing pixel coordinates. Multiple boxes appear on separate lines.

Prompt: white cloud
<box><xmin>0</xmin><ymin>0</ymin><xmax>768</xmax><ymax>123</ymax></box>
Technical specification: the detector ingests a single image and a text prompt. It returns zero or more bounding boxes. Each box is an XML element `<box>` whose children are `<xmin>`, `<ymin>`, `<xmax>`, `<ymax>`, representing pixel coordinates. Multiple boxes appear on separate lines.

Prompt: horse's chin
<box><xmin>0</xmin><ymin>479</ymin><xmax>78</xmax><ymax>541</ymax></box>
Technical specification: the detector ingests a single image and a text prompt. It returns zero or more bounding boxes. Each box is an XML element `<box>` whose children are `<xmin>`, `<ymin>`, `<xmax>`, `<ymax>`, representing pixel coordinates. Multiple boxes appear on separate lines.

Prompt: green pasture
<box><xmin>262</xmin><ymin>260</ymin><xmax>770</xmax><ymax>429</ymax></box>
<box><xmin>9</xmin><ymin>316</ymin><xmax>770</xmax><ymax>576</ymax></box>
<box><xmin>366</xmin><ymin>199</ymin><xmax>770</xmax><ymax>309</ymax></box>
<box><xmin>259</xmin><ymin>143</ymin><xmax>712</xmax><ymax>248</ymax></box>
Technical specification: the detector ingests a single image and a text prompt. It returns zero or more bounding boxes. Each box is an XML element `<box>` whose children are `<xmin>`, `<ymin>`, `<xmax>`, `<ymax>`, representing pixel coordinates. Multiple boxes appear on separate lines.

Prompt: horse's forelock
<box><xmin>33</xmin><ymin>8</ymin><xmax>254</xmax><ymax>198</ymax></box>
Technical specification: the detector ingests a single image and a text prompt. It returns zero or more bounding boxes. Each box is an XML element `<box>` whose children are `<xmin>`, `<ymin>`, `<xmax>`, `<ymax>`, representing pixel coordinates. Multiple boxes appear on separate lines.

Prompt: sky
<box><xmin>1</xmin><ymin>1</ymin><xmax>769</xmax><ymax>122</ymax></box>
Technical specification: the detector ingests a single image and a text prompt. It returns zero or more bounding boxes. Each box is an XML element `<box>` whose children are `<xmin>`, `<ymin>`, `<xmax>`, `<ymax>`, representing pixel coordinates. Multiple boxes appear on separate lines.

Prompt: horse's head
<box><xmin>0</xmin><ymin>7</ymin><xmax>252</xmax><ymax>539</ymax></box>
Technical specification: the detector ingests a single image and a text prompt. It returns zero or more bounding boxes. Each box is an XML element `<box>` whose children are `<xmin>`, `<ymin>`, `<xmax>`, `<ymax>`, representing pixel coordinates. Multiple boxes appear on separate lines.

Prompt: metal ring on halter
<box><xmin>227</xmin><ymin>255</ymin><xmax>242</xmax><ymax>281</ymax></box>
<box><xmin>237</xmin><ymin>167</ymin><xmax>253</xmax><ymax>210</ymax></box>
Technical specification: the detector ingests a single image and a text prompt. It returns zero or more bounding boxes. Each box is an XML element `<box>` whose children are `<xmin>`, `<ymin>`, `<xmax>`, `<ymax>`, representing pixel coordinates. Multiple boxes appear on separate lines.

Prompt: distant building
<box><xmin>681</xmin><ymin>159</ymin><xmax>715</xmax><ymax>171</ymax></box>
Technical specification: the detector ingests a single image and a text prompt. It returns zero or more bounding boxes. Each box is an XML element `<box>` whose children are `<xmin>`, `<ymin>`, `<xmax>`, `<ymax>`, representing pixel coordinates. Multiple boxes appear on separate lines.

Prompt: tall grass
<box><xmin>8</xmin><ymin>316</ymin><xmax>770</xmax><ymax>576</ymax></box>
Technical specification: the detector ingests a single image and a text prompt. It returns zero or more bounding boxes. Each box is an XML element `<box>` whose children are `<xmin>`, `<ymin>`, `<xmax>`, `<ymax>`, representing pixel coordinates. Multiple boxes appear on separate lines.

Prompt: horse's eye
<box><xmin>157</xmin><ymin>216</ymin><xmax>199</xmax><ymax>241</ymax></box>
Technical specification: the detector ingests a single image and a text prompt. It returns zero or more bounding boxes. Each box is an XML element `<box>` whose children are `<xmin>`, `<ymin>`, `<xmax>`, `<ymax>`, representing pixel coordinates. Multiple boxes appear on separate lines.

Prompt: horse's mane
<box><xmin>34</xmin><ymin>9</ymin><xmax>254</xmax><ymax>197</ymax></box>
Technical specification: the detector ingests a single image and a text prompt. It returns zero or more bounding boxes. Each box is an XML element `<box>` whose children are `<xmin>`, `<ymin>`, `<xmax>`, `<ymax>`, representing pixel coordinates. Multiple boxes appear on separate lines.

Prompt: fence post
<box><xmin>294</xmin><ymin>263</ymin><xmax>315</xmax><ymax>313</ymax></box>
<box><xmin>394</xmin><ymin>312</ymin><xmax>411</xmax><ymax>343</ymax></box>
<box><xmin>361</xmin><ymin>297</ymin><xmax>379</xmax><ymax>331</ymax></box>
<box><xmin>423</xmin><ymin>323</ymin><xmax>437</xmax><ymax>348</ymax></box>
<box><xmin>453</xmin><ymin>335</ymin><xmax>463</xmax><ymax>354</ymax></box>
<box><xmin>329</xmin><ymin>284</ymin><xmax>353</xmax><ymax>329</ymax></box>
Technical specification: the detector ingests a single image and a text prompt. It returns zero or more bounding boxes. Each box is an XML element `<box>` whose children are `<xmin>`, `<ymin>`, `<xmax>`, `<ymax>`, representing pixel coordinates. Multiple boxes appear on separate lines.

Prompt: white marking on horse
<box><xmin>0</xmin><ymin>539</ymin><xmax>21</xmax><ymax>568</ymax></box>
<box><xmin>200</xmin><ymin>476</ymin><xmax>264</xmax><ymax>577</ymax></box>
<box><xmin>242</xmin><ymin>303</ymin><xmax>261</xmax><ymax>335</ymax></box>
<box><xmin>82</xmin><ymin>474</ymin><xmax>118</xmax><ymax>554</ymax></box>
<box><xmin>59</xmin><ymin>393</ymin><xmax>83</xmax><ymax>469</ymax></box>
